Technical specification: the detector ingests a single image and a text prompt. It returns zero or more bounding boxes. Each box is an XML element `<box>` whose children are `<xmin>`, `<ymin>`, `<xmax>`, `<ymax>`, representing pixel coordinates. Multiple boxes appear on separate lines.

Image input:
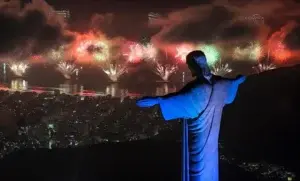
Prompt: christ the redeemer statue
<box><xmin>136</xmin><ymin>50</ymin><xmax>246</xmax><ymax>181</ymax></box>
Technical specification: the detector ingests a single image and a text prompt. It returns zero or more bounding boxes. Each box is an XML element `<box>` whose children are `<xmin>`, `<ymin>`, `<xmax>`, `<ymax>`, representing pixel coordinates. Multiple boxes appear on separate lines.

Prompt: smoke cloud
<box><xmin>90</xmin><ymin>13</ymin><xmax>114</xmax><ymax>31</ymax></box>
<box><xmin>284</xmin><ymin>25</ymin><xmax>300</xmax><ymax>50</ymax></box>
<box><xmin>0</xmin><ymin>0</ymin><xmax>73</xmax><ymax>58</ymax></box>
<box><xmin>151</xmin><ymin>0</ymin><xmax>300</xmax><ymax>48</ymax></box>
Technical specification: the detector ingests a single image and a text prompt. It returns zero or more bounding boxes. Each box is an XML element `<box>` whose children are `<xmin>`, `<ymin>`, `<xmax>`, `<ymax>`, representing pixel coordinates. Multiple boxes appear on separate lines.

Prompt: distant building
<box><xmin>148</xmin><ymin>12</ymin><xmax>161</xmax><ymax>24</ymax></box>
<box><xmin>55</xmin><ymin>10</ymin><xmax>70</xmax><ymax>20</ymax></box>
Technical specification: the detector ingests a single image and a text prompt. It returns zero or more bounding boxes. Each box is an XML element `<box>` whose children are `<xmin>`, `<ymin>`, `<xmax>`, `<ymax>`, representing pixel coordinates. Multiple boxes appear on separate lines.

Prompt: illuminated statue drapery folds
<box><xmin>137</xmin><ymin>51</ymin><xmax>246</xmax><ymax>181</ymax></box>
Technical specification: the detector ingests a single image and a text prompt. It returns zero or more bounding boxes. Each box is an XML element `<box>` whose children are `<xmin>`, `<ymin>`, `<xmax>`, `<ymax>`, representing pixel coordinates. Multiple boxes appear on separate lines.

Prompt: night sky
<box><xmin>1</xmin><ymin>0</ymin><xmax>298</xmax><ymax>59</ymax></box>
<box><xmin>41</xmin><ymin>0</ymin><xmax>210</xmax><ymax>35</ymax></box>
<box><xmin>44</xmin><ymin>0</ymin><xmax>210</xmax><ymax>12</ymax></box>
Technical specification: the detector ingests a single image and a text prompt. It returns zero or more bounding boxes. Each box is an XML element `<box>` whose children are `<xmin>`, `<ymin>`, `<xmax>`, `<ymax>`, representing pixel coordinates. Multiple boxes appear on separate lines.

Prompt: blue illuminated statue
<box><xmin>136</xmin><ymin>50</ymin><xmax>246</xmax><ymax>181</ymax></box>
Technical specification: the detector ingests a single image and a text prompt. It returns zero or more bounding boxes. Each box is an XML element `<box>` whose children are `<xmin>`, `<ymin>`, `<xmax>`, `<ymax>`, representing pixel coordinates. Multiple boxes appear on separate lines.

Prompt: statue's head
<box><xmin>186</xmin><ymin>50</ymin><xmax>212</xmax><ymax>81</ymax></box>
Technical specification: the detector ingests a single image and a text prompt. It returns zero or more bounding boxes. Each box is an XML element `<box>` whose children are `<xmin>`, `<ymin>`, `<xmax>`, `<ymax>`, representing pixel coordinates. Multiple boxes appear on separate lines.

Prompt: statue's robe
<box><xmin>158</xmin><ymin>75</ymin><xmax>245</xmax><ymax>181</ymax></box>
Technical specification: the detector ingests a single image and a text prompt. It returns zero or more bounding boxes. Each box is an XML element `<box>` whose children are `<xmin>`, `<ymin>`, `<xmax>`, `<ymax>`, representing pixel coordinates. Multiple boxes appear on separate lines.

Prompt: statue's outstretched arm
<box><xmin>137</xmin><ymin>80</ymin><xmax>208</xmax><ymax>121</ymax></box>
<box><xmin>136</xmin><ymin>80</ymin><xmax>196</xmax><ymax>107</ymax></box>
<box><xmin>223</xmin><ymin>75</ymin><xmax>246</xmax><ymax>84</ymax></box>
<box><xmin>224</xmin><ymin>75</ymin><xmax>246</xmax><ymax>105</ymax></box>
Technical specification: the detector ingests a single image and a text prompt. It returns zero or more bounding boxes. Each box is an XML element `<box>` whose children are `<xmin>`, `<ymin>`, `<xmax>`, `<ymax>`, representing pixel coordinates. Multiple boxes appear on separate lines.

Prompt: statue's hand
<box><xmin>235</xmin><ymin>75</ymin><xmax>246</xmax><ymax>84</ymax></box>
<box><xmin>136</xmin><ymin>97</ymin><xmax>160</xmax><ymax>108</ymax></box>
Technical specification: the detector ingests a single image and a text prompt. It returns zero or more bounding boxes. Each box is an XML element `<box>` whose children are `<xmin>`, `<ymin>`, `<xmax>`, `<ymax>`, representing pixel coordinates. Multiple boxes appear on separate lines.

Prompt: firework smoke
<box><xmin>210</xmin><ymin>61</ymin><xmax>232</xmax><ymax>76</ymax></box>
<box><xmin>9</xmin><ymin>62</ymin><xmax>29</xmax><ymax>77</ymax></box>
<box><xmin>102</xmin><ymin>63</ymin><xmax>127</xmax><ymax>82</ymax></box>
<box><xmin>253</xmin><ymin>62</ymin><xmax>276</xmax><ymax>73</ymax></box>
<box><xmin>56</xmin><ymin>61</ymin><xmax>77</xmax><ymax>79</ymax></box>
<box><xmin>285</xmin><ymin>25</ymin><xmax>300</xmax><ymax>51</ymax></box>
<box><xmin>90</xmin><ymin>13</ymin><xmax>114</xmax><ymax>35</ymax></box>
<box><xmin>154</xmin><ymin>62</ymin><xmax>177</xmax><ymax>82</ymax></box>
<box><xmin>150</xmin><ymin>0</ymin><xmax>300</xmax><ymax>52</ymax></box>
<box><xmin>0</xmin><ymin>0</ymin><xmax>73</xmax><ymax>56</ymax></box>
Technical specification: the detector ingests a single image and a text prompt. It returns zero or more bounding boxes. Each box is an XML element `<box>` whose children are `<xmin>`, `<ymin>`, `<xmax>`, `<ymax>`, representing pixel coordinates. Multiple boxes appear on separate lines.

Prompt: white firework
<box><xmin>175</xmin><ymin>46</ymin><xmax>193</xmax><ymax>63</ymax></box>
<box><xmin>102</xmin><ymin>64</ymin><xmax>127</xmax><ymax>82</ymax></box>
<box><xmin>124</xmin><ymin>43</ymin><xmax>144</xmax><ymax>62</ymax></box>
<box><xmin>9</xmin><ymin>62</ymin><xmax>29</xmax><ymax>77</ymax></box>
<box><xmin>253</xmin><ymin>62</ymin><xmax>276</xmax><ymax>73</ymax></box>
<box><xmin>143</xmin><ymin>43</ymin><xmax>157</xmax><ymax>61</ymax></box>
<box><xmin>233</xmin><ymin>41</ymin><xmax>263</xmax><ymax>61</ymax></box>
<box><xmin>56</xmin><ymin>62</ymin><xmax>77</xmax><ymax>79</ymax></box>
<box><xmin>47</xmin><ymin>45</ymin><xmax>65</xmax><ymax>61</ymax></box>
<box><xmin>211</xmin><ymin>62</ymin><xmax>232</xmax><ymax>76</ymax></box>
<box><xmin>154</xmin><ymin>63</ymin><xmax>178</xmax><ymax>82</ymax></box>
<box><xmin>249</xmin><ymin>42</ymin><xmax>264</xmax><ymax>61</ymax></box>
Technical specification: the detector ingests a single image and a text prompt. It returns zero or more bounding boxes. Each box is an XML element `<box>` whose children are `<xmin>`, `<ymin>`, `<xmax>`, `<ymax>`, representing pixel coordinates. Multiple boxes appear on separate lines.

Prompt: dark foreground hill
<box><xmin>0</xmin><ymin>64</ymin><xmax>300</xmax><ymax>180</ymax></box>
<box><xmin>221</xmin><ymin>64</ymin><xmax>300</xmax><ymax>173</ymax></box>
<box><xmin>0</xmin><ymin>140</ymin><xmax>261</xmax><ymax>181</ymax></box>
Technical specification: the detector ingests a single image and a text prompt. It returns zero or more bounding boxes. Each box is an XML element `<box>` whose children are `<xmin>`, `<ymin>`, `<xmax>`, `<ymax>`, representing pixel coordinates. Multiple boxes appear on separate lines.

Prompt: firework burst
<box><xmin>175</xmin><ymin>45</ymin><xmax>194</xmax><ymax>63</ymax></box>
<box><xmin>249</xmin><ymin>42</ymin><xmax>264</xmax><ymax>60</ymax></box>
<box><xmin>56</xmin><ymin>62</ymin><xmax>77</xmax><ymax>79</ymax></box>
<box><xmin>233</xmin><ymin>41</ymin><xmax>263</xmax><ymax>61</ymax></box>
<box><xmin>232</xmin><ymin>46</ymin><xmax>243</xmax><ymax>60</ymax></box>
<box><xmin>210</xmin><ymin>61</ymin><xmax>232</xmax><ymax>76</ymax></box>
<box><xmin>102</xmin><ymin>63</ymin><xmax>127</xmax><ymax>82</ymax></box>
<box><xmin>91</xmin><ymin>41</ymin><xmax>110</xmax><ymax>61</ymax></box>
<box><xmin>76</xmin><ymin>40</ymin><xmax>109</xmax><ymax>62</ymax></box>
<box><xmin>123</xmin><ymin>43</ymin><xmax>157</xmax><ymax>63</ymax></box>
<box><xmin>253</xmin><ymin>62</ymin><xmax>276</xmax><ymax>73</ymax></box>
<box><xmin>154</xmin><ymin>62</ymin><xmax>178</xmax><ymax>82</ymax></box>
<box><xmin>124</xmin><ymin>43</ymin><xmax>144</xmax><ymax>63</ymax></box>
<box><xmin>47</xmin><ymin>45</ymin><xmax>65</xmax><ymax>61</ymax></box>
<box><xmin>197</xmin><ymin>44</ymin><xmax>220</xmax><ymax>66</ymax></box>
<box><xmin>143</xmin><ymin>43</ymin><xmax>157</xmax><ymax>62</ymax></box>
<box><xmin>9</xmin><ymin>62</ymin><xmax>29</xmax><ymax>77</ymax></box>
<box><xmin>270</xmin><ymin>41</ymin><xmax>291</xmax><ymax>63</ymax></box>
<box><xmin>267</xmin><ymin>23</ymin><xmax>295</xmax><ymax>63</ymax></box>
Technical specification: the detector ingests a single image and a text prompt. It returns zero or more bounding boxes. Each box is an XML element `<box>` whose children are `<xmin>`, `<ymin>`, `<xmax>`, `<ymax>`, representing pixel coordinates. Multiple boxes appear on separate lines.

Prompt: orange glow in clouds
<box><xmin>69</xmin><ymin>32</ymin><xmax>109</xmax><ymax>64</ymax></box>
